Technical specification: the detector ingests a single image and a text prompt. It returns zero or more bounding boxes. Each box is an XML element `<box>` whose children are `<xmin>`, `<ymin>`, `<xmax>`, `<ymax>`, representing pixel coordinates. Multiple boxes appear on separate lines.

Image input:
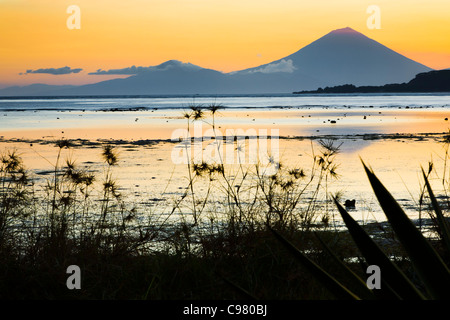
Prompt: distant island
<box><xmin>294</xmin><ymin>70</ymin><xmax>450</xmax><ymax>94</ymax></box>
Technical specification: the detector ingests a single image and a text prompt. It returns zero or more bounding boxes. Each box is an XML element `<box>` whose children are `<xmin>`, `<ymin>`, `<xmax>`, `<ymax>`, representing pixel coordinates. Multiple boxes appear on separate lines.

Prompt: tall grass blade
<box><xmin>218</xmin><ymin>273</ymin><xmax>258</xmax><ymax>300</ymax></box>
<box><xmin>422</xmin><ymin>168</ymin><xmax>450</xmax><ymax>254</ymax></box>
<box><xmin>314</xmin><ymin>232</ymin><xmax>377</xmax><ymax>300</ymax></box>
<box><xmin>268</xmin><ymin>225</ymin><xmax>360</xmax><ymax>300</ymax></box>
<box><xmin>334</xmin><ymin>198</ymin><xmax>425</xmax><ymax>299</ymax></box>
<box><xmin>362</xmin><ymin>160</ymin><xmax>450</xmax><ymax>299</ymax></box>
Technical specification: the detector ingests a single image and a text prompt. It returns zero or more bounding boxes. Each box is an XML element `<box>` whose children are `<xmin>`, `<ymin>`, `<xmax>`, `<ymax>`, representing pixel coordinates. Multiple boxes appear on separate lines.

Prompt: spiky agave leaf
<box><xmin>314</xmin><ymin>232</ymin><xmax>377</xmax><ymax>300</ymax></box>
<box><xmin>268</xmin><ymin>225</ymin><xmax>360</xmax><ymax>300</ymax></box>
<box><xmin>362</xmin><ymin>160</ymin><xmax>450</xmax><ymax>300</ymax></box>
<box><xmin>421</xmin><ymin>168</ymin><xmax>450</xmax><ymax>255</ymax></box>
<box><xmin>218</xmin><ymin>273</ymin><xmax>257</xmax><ymax>300</ymax></box>
<box><xmin>334</xmin><ymin>198</ymin><xmax>426</xmax><ymax>300</ymax></box>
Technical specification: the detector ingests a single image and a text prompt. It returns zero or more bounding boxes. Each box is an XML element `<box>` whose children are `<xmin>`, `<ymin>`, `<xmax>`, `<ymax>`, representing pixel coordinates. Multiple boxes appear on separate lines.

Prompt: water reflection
<box><xmin>1</xmin><ymin>132</ymin><xmax>447</xmax><ymax>225</ymax></box>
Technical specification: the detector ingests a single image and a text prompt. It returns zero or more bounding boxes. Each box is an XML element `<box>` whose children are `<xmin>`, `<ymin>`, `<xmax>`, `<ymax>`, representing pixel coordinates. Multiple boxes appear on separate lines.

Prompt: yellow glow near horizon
<box><xmin>0</xmin><ymin>0</ymin><xmax>449</xmax><ymax>87</ymax></box>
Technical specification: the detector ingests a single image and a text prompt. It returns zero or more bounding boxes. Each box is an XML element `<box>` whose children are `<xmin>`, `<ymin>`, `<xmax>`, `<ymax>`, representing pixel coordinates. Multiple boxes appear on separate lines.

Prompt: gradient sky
<box><xmin>1</xmin><ymin>0</ymin><xmax>449</xmax><ymax>88</ymax></box>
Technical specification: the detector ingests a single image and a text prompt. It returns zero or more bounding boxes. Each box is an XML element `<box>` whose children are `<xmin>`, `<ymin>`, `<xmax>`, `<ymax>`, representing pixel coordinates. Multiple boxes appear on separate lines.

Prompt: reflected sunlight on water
<box><xmin>1</xmin><ymin>132</ymin><xmax>447</xmax><ymax>225</ymax></box>
<box><xmin>1</xmin><ymin>100</ymin><xmax>449</xmax><ymax>226</ymax></box>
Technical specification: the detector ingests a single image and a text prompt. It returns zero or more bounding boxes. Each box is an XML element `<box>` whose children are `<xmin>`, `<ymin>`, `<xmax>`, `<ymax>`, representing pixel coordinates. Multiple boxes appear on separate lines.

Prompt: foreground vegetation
<box><xmin>0</xmin><ymin>108</ymin><xmax>449</xmax><ymax>300</ymax></box>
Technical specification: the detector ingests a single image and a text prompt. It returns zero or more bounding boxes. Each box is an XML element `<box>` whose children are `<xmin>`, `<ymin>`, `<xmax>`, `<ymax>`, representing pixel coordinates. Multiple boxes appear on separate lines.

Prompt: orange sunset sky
<box><xmin>0</xmin><ymin>0</ymin><xmax>449</xmax><ymax>88</ymax></box>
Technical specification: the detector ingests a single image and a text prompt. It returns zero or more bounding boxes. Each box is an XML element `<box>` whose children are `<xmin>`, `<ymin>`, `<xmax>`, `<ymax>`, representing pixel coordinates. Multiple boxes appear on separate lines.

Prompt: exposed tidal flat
<box><xmin>0</xmin><ymin>95</ymin><xmax>449</xmax><ymax>223</ymax></box>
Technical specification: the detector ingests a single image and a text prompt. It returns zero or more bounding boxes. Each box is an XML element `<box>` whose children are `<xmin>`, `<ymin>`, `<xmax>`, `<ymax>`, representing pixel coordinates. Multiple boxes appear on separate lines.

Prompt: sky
<box><xmin>0</xmin><ymin>0</ymin><xmax>449</xmax><ymax>88</ymax></box>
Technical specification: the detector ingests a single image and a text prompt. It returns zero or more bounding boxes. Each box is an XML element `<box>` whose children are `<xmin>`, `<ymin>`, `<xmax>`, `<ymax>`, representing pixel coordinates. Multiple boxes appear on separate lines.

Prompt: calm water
<box><xmin>0</xmin><ymin>94</ymin><xmax>449</xmax><ymax>225</ymax></box>
<box><xmin>1</xmin><ymin>93</ymin><xmax>449</xmax><ymax>135</ymax></box>
<box><xmin>1</xmin><ymin>93</ymin><xmax>450</xmax><ymax>111</ymax></box>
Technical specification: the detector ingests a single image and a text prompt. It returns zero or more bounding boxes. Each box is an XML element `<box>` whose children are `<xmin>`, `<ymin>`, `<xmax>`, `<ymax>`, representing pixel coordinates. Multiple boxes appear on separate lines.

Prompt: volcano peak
<box><xmin>329</xmin><ymin>27</ymin><xmax>360</xmax><ymax>35</ymax></box>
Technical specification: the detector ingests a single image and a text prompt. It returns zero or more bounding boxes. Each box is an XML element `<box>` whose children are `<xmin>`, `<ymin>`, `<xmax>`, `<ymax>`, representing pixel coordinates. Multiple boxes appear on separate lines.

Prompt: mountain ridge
<box><xmin>0</xmin><ymin>27</ymin><xmax>434</xmax><ymax>96</ymax></box>
<box><xmin>235</xmin><ymin>27</ymin><xmax>431</xmax><ymax>86</ymax></box>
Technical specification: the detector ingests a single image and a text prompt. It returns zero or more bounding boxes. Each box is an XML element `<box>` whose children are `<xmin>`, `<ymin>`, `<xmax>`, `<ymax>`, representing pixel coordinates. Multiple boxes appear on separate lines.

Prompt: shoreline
<box><xmin>1</xmin><ymin>104</ymin><xmax>449</xmax><ymax>225</ymax></box>
<box><xmin>1</xmin><ymin>129</ymin><xmax>448</xmax><ymax>223</ymax></box>
<box><xmin>1</xmin><ymin>130</ymin><xmax>449</xmax><ymax>147</ymax></box>
<box><xmin>2</xmin><ymin>91</ymin><xmax>450</xmax><ymax>100</ymax></box>
<box><xmin>1</xmin><ymin>106</ymin><xmax>449</xmax><ymax>140</ymax></box>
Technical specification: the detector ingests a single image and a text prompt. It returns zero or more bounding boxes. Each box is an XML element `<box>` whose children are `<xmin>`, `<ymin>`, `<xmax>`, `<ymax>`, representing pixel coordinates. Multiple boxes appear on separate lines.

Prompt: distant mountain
<box><xmin>294</xmin><ymin>70</ymin><xmax>450</xmax><ymax>94</ymax></box>
<box><xmin>236</xmin><ymin>27</ymin><xmax>432</xmax><ymax>88</ymax></box>
<box><xmin>0</xmin><ymin>83</ymin><xmax>76</xmax><ymax>96</ymax></box>
<box><xmin>0</xmin><ymin>27</ymin><xmax>434</xmax><ymax>96</ymax></box>
<box><xmin>55</xmin><ymin>60</ymin><xmax>230</xmax><ymax>95</ymax></box>
<box><xmin>1</xmin><ymin>59</ymin><xmax>323</xmax><ymax>96</ymax></box>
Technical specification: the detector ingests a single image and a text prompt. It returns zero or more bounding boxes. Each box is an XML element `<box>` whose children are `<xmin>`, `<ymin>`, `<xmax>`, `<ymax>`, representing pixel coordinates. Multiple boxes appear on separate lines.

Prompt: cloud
<box><xmin>88</xmin><ymin>60</ymin><xmax>202</xmax><ymax>75</ymax></box>
<box><xmin>250</xmin><ymin>59</ymin><xmax>297</xmax><ymax>74</ymax></box>
<box><xmin>21</xmin><ymin>66</ymin><xmax>83</xmax><ymax>75</ymax></box>
<box><xmin>88</xmin><ymin>65</ymin><xmax>152</xmax><ymax>75</ymax></box>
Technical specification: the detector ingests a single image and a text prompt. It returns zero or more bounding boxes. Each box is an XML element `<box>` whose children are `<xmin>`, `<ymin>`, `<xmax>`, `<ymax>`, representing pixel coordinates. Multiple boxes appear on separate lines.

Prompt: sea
<box><xmin>1</xmin><ymin>93</ymin><xmax>450</xmax><ymax>112</ymax></box>
<box><xmin>0</xmin><ymin>93</ymin><xmax>449</xmax><ymax>226</ymax></box>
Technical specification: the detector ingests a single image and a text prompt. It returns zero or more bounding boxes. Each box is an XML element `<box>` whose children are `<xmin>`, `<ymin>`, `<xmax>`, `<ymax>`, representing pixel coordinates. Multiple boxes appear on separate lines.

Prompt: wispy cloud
<box><xmin>88</xmin><ymin>60</ymin><xmax>202</xmax><ymax>75</ymax></box>
<box><xmin>249</xmin><ymin>59</ymin><xmax>297</xmax><ymax>74</ymax></box>
<box><xmin>21</xmin><ymin>66</ymin><xmax>83</xmax><ymax>75</ymax></box>
<box><xmin>88</xmin><ymin>65</ymin><xmax>152</xmax><ymax>75</ymax></box>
